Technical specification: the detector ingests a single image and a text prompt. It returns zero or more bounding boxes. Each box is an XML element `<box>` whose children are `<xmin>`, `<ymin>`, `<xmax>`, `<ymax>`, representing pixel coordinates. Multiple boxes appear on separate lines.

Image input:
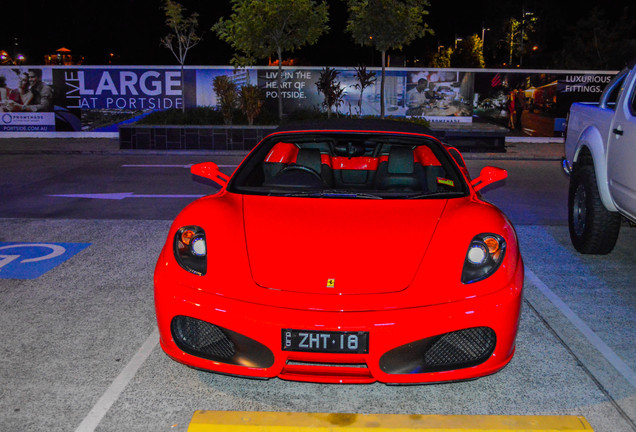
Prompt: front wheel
<box><xmin>568</xmin><ymin>165</ymin><xmax>621</xmax><ymax>254</ymax></box>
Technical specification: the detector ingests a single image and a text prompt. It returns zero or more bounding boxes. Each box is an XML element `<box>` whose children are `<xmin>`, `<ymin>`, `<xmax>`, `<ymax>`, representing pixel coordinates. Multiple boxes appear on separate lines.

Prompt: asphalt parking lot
<box><xmin>0</xmin><ymin>138</ymin><xmax>634</xmax><ymax>432</ymax></box>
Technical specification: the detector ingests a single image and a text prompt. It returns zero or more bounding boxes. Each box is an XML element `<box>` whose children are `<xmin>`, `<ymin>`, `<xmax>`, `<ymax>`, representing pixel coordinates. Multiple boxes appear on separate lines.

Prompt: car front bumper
<box><xmin>155</xmin><ymin>262</ymin><xmax>523</xmax><ymax>384</ymax></box>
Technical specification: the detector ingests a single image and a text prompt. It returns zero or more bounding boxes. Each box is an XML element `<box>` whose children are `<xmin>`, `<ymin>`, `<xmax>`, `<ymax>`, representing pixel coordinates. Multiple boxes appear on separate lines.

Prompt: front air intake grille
<box><xmin>281</xmin><ymin>361</ymin><xmax>375</xmax><ymax>384</ymax></box>
<box><xmin>379</xmin><ymin>327</ymin><xmax>496</xmax><ymax>374</ymax></box>
<box><xmin>171</xmin><ymin>316</ymin><xmax>235</xmax><ymax>360</ymax></box>
<box><xmin>424</xmin><ymin>327</ymin><xmax>496</xmax><ymax>370</ymax></box>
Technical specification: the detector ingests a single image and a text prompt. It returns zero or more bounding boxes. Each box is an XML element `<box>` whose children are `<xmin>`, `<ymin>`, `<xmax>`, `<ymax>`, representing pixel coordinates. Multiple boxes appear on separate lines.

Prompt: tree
<box><xmin>500</xmin><ymin>11</ymin><xmax>537</xmax><ymax>67</ymax></box>
<box><xmin>239</xmin><ymin>84</ymin><xmax>264</xmax><ymax>125</ymax></box>
<box><xmin>160</xmin><ymin>0</ymin><xmax>202</xmax><ymax>113</ymax></box>
<box><xmin>315</xmin><ymin>67</ymin><xmax>345</xmax><ymax>118</ymax></box>
<box><xmin>430</xmin><ymin>47</ymin><xmax>452</xmax><ymax>68</ymax></box>
<box><xmin>212</xmin><ymin>76</ymin><xmax>238</xmax><ymax>125</ymax></box>
<box><xmin>352</xmin><ymin>65</ymin><xmax>376</xmax><ymax>116</ymax></box>
<box><xmin>345</xmin><ymin>0</ymin><xmax>432</xmax><ymax>118</ymax></box>
<box><xmin>559</xmin><ymin>6</ymin><xmax>636</xmax><ymax>70</ymax></box>
<box><xmin>501</xmin><ymin>17</ymin><xmax>520</xmax><ymax>66</ymax></box>
<box><xmin>451</xmin><ymin>34</ymin><xmax>485</xmax><ymax>68</ymax></box>
<box><xmin>213</xmin><ymin>0</ymin><xmax>329</xmax><ymax>121</ymax></box>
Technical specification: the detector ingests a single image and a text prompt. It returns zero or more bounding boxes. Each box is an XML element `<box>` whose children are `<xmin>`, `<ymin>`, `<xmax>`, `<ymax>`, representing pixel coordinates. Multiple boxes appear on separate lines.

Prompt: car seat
<box><xmin>374</xmin><ymin>146</ymin><xmax>423</xmax><ymax>191</ymax></box>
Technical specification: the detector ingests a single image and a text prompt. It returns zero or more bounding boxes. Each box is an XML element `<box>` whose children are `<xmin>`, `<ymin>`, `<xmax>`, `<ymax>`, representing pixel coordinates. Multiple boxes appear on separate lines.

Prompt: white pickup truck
<box><xmin>563</xmin><ymin>59</ymin><xmax>636</xmax><ymax>254</ymax></box>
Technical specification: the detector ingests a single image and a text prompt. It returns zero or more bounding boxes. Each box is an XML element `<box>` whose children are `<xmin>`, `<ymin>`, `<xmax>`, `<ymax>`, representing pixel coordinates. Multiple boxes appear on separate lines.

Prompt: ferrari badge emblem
<box><xmin>326</xmin><ymin>278</ymin><xmax>335</xmax><ymax>288</ymax></box>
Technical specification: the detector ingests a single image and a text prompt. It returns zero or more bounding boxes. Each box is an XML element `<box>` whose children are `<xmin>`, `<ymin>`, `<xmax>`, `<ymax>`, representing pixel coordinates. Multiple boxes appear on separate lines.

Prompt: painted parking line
<box><xmin>121</xmin><ymin>164</ymin><xmax>194</xmax><ymax>168</ymax></box>
<box><xmin>48</xmin><ymin>192</ymin><xmax>205</xmax><ymax>200</ymax></box>
<box><xmin>526</xmin><ymin>268</ymin><xmax>636</xmax><ymax>390</ymax></box>
<box><xmin>187</xmin><ymin>411</ymin><xmax>593</xmax><ymax>432</ymax></box>
<box><xmin>74</xmin><ymin>328</ymin><xmax>159</xmax><ymax>432</ymax></box>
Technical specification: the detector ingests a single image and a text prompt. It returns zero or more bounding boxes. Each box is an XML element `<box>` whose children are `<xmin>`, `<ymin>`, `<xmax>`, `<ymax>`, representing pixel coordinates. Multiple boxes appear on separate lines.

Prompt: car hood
<box><xmin>243</xmin><ymin>195</ymin><xmax>448</xmax><ymax>295</ymax></box>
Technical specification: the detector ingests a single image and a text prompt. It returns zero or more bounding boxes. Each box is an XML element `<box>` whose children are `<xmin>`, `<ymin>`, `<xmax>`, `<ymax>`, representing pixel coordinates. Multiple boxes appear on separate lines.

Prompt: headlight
<box><xmin>461</xmin><ymin>233</ymin><xmax>506</xmax><ymax>284</ymax></box>
<box><xmin>174</xmin><ymin>226</ymin><xmax>207</xmax><ymax>275</ymax></box>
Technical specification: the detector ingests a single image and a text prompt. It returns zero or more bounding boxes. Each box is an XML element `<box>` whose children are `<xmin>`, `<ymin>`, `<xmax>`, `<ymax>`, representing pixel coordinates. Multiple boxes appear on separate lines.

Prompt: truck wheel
<box><xmin>568</xmin><ymin>165</ymin><xmax>621</xmax><ymax>254</ymax></box>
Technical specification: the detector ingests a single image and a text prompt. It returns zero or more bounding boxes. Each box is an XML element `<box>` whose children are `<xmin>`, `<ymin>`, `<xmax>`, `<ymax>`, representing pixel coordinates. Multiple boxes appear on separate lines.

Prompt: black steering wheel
<box><xmin>279</xmin><ymin>164</ymin><xmax>326</xmax><ymax>185</ymax></box>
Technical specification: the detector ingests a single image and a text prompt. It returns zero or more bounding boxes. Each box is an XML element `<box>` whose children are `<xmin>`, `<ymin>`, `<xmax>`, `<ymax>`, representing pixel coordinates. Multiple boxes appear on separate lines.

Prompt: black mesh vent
<box><xmin>171</xmin><ymin>316</ymin><xmax>235</xmax><ymax>360</ymax></box>
<box><xmin>379</xmin><ymin>326</ymin><xmax>497</xmax><ymax>375</ymax></box>
<box><xmin>424</xmin><ymin>327</ymin><xmax>495</xmax><ymax>370</ymax></box>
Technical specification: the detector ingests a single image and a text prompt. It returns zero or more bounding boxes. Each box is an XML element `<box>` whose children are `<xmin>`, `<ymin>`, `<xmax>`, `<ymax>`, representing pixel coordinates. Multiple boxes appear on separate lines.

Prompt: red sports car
<box><xmin>154</xmin><ymin>120</ymin><xmax>524</xmax><ymax>384</ymax></box>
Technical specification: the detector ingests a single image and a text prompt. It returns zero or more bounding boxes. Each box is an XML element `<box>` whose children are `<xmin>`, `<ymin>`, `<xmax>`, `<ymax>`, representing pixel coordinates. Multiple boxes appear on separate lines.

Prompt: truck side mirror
<box><xmin>191</xmin><ymin>162</ymin><xmax>230</xmax><ymax>188</ymax></box>
<box><xmin>471</xmin><ymin>166</ymin><xmax>507</xmax><ymax>192</ymax></box>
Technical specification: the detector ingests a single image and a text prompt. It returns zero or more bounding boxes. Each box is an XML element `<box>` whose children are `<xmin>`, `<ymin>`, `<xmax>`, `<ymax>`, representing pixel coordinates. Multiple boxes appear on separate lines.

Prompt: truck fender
<box><xmin>574</xmin><ymin>126</ymin><xmax>617</xmax><ymax>212</ymax></box>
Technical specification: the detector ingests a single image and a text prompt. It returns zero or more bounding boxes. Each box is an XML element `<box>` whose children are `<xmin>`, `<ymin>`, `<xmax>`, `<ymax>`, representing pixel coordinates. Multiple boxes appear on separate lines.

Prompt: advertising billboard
<box><xmin>0</xmin><ymin>65</ymin><xmax>618</xmax><ymax>137</ymax></box>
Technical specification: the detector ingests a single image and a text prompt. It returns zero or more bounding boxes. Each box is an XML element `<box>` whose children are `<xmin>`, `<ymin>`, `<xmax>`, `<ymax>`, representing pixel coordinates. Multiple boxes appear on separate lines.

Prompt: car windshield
<box><xmin>228</xmin><ymin>132</ymin><xmax>468</xmax><ymax>199</ymax></box>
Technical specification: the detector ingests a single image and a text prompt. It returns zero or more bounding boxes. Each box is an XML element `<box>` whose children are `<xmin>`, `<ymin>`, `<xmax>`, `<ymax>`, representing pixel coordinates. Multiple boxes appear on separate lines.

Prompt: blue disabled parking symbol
<box><xmin>0</xmin><ymin>242</ymin><xmax>91</xmax><ymax>279</ymax></box>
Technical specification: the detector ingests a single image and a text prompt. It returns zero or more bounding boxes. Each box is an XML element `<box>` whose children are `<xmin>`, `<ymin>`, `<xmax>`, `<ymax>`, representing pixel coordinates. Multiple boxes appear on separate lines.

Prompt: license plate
<box><xmin>282</xmin><ymin>329</ymin><xmax>369</xmax><ymax>354</ymax></box>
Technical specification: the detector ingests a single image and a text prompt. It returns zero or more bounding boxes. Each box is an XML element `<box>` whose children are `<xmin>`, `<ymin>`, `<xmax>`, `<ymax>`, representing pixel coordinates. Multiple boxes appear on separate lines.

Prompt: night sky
<box><xmin>1</xmin><ymin>0</ymin><xmax>633</xmax><ymax>67</ymax></box>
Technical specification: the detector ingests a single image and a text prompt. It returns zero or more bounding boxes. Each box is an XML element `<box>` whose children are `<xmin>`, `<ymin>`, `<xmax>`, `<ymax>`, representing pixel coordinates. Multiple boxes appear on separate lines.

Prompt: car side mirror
<box><xmin>191</xmin><ymin>162</ymin><xmax>230</xmax><ymax>188</ymax></box>
<box><xmin>471</xmin><ymin>166</ymin><xmax>507</xmax><ymax>192</ymax></box>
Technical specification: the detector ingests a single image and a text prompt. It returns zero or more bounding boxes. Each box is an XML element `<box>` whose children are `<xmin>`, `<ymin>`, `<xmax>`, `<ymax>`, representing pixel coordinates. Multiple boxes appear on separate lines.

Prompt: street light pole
<box><xmin>481</xmin><ymin>22</ymin><xmax>490</xmax><ymax>56</ymax></box>
<box><xmin>454</xmin><ymin>34</ymin><xmax>462</xmax><ymax>49</ymax></box>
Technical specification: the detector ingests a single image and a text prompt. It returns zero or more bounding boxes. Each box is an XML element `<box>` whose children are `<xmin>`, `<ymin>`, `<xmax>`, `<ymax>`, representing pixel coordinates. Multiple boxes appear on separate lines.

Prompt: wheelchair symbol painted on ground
<box><xmin>0</xmin><ymin>242</ymin><xmax>91</xmax><ymax>279</ymax></box>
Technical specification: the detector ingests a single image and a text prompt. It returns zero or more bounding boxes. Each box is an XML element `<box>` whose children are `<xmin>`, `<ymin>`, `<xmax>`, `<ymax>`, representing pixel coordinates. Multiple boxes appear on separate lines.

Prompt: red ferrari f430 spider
<box><xmin>154</xmin><ymin>119</ymin><xmax>524</xmax><ymax>384</ymax></box>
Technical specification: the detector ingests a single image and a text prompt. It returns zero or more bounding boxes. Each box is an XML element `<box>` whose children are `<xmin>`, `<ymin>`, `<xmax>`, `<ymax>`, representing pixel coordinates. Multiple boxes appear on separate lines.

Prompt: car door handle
<box><xmin>612</xmin><ymin>128</ymin><xmax>624</xmax><ymax>136</ymax></box>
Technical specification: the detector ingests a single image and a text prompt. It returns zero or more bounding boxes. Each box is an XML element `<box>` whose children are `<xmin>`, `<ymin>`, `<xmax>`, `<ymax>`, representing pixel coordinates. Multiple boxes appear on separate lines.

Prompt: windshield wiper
<box><xmin>406</xmin><ymin>191</ymin><xmax>464</xmax><ymax>199</ymax></box>
<box><xmin>280</xmin><ymin>190</ymin><xmax>383</xmax><ymax>199</ymax></box>
<box><xmin>320</xmin><ymin>189</ymin><xmax>383</xmax><ymax>199</ymax></box>
<box><xmin>338</xmin><ymin>192</ymin><xmax>383</xmax><ymax>199</ymax></box>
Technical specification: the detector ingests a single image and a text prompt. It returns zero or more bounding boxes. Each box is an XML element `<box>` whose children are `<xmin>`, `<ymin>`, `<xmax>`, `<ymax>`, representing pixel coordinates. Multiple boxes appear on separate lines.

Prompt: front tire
<box><xmin>568</xmin><ymin>165</ymin><xmax>621</xmax><ymax>254</ymax></box>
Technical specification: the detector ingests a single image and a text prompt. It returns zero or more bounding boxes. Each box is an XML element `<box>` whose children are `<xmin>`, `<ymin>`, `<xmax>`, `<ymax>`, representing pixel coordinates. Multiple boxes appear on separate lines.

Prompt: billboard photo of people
<box><xmin>406</xmin><ymin>70</ymin><xmax>473</xmax><ymax>122</ymax></box>
<box><xmin>1</xmin><ymin>68</ymin><xmax>57</xmax><ymax>132</ymax></box>
<box><xmin>472</xmin><ymin>71</ymin><xmax>615</xmax><ymax>136</ymax></box>
<box><xmin>1</xmin><ymin>68</ymin><xmax>53</xmax><ymax>113</ymax></box>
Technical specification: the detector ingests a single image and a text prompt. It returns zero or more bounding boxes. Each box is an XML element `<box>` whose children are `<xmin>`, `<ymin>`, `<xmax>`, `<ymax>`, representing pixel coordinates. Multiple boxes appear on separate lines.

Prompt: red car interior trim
<box><xmin>264</xmin><ymin>142</ymin><xmax>298</xmax><ymax>163</ymax></box>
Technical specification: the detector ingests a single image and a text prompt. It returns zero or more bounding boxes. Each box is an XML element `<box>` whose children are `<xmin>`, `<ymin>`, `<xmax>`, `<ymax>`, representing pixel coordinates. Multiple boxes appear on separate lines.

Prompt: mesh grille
<box><xmin>172</xmin><ymin>316</ymin><xmax>235</xmax><ymax>360</ymax></box>
<box><xmin>424</xmin><ymin>327</ymin><xmax>495</xmax><ymax>369</ymax></box>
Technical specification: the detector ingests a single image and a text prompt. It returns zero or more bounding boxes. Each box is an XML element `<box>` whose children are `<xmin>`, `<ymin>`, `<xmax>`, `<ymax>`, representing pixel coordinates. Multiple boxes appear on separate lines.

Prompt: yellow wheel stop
<box><xmin>187</xmin><ymin>411</ymin><xmax>593</xmax><ymax>432</ymax></box>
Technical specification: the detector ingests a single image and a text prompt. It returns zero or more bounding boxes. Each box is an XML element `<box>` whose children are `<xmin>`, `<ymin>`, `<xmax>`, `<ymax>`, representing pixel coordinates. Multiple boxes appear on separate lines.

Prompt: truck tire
<box><xmin>568</xmin><ymin>165</ymin><xmax>621</xmax><ymax>254</ymax></box>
